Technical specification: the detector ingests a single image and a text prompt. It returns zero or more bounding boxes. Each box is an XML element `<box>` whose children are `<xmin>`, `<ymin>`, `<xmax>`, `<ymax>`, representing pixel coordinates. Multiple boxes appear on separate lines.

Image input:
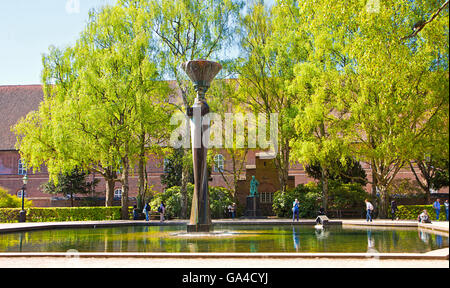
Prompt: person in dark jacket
<box><xmin>390</xmin><ymin>200</ymin><xmax>398</xmax><ymax>221</ymax></box>
<box><xmin>143</xmin><ymin>202</ymin><xmax>150</xmax><ymax>221</ymax></box>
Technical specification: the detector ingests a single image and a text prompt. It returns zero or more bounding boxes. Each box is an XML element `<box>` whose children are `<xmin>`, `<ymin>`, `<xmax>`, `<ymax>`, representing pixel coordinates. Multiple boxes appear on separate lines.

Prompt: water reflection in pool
<box><xmin>0</xmin><ymin>225</ymin><xmax>447</xmax><ymax>253</ymax></box>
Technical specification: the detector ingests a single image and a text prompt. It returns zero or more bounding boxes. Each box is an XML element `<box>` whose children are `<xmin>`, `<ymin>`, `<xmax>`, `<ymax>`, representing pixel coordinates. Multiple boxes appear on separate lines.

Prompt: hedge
<box><xmin>395</xmin><ymin>205</ymin><xmax>447</xmax><ymax>221</ymax></box>
<box><xmin>0</xmin><ymin>207</ymin><xmax>123</xmax><ymax>223</ymax></box>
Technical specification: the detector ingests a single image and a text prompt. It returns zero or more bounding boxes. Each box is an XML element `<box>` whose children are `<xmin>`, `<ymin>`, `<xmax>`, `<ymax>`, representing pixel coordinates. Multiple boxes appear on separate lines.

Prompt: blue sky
<box><xmin>0</xmin><ymin>0</ymin><xmax>275</xmax><ymax>86</ymax></box>
<box><xmin>0</xmin><ymin>0</ymin><xmax>116</xmax><ymax>85</ymax></box>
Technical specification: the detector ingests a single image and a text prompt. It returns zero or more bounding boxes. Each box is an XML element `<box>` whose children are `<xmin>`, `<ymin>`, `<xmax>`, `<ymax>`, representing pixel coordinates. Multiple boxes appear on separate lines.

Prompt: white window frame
<box><xmin>114</xmin><ymin>189</ymin><xmax>122</xmax><ymax>199</ymax></box>
<box><xmin>17</xmin><ymin>189</ymin><xmax>27</xmax><ymax>198</ymax></box>
<box><xmin>214</xmin><ymin>154</ymin><xmax>224</xmax><ymax>173</ymax></box>
<box><xmin>18</xmin><ymin>159</ymin><xmax>27</xmax><ymax>175</ymax></box>
<box><xmin>260</xmin><ymin>192</ymin><xmax>273</xmax><ymax>204</ymax></box>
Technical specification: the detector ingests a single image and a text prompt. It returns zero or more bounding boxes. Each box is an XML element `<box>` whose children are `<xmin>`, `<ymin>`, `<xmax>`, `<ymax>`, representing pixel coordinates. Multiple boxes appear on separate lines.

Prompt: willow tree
<box><xmin>136</xmin><ymin>0</ymin><xmax>243</xmax><ymax>218</ymax></box>
<box><xmin>288</xmin><ymin>0</ymin><xmax>449</xmax><ymax>217</ymax></box>
<box><xmin>14</xmin><ymin>4</ymin><xmax>172</xmax><ymax>218</ymax></box>
<box><xmin>235</xmin><ymin>1</ymin><xmax>306</xmax><ymax>192</ymax></box>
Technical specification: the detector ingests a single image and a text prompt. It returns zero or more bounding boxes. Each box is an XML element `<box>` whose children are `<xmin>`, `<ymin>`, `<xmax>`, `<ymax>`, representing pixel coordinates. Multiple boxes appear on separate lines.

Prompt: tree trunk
<box><xmin>121</xmin><ymin>154</ymin><xmax>130</xmax><ymax>220</ymax></box>
<box><xmin>321</xmin><ymin>167</ymin><xmax>329</xmax><ymax>212</ymax></box>
<box><xmin>105</xmin><ymin>177</ymin><xmax>115</xmax><ymax>207</ymax></box>
<box><xmin>371</xmin><ymin>160</ymin><xmax>378</xmax><ymax>197</ymax></box>
<box><xmin>137</xmin><ymin>133</ymin><xmax>146</xmax><ymax>210</ymax></box>
<box><xmin>378</xmin><ymin>185</ymin><xmax>389</xmax><ymax>219</ymax></box>
<box><xmin>180</xmin><ymin>152</ymin><xmax>189</xmax><ymax>219</ymax></box>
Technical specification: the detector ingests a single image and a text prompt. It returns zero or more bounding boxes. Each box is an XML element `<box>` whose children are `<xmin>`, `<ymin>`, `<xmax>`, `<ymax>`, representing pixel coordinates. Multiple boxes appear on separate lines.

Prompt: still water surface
<box><xmin>0</xmin><ymin>225</ymin><xmax>447</xmax><ymax>253</ymax></box>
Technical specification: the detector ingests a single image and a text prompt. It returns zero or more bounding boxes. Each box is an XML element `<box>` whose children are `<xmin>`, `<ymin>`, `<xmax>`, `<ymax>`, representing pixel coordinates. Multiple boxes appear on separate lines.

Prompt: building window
<box><xmin>18</xmin><ymin>159</ymin><xmax>27</xmax><ymax>175</ymax></box>
<box><xmin>214</xmin><ymin>154</ymin><xmax>224</xmax><ymax>173</ymax></box>
<box><xmin>114</xmin><ymin>189</ymin><xmax>122</xmax><ymax>199</ymax></box>
<box><xmin>17</xmin><ymin>189</ymin><xmax>27</xmax><ymax>198</ymax></box>
<box><xmin>260</xmin><ymin>192</ymin><xmax>273</xmax><ymax>204</ymax></box>
<box><xmin>163</xmin><ymin>158</ymin><xmax>170</xmax><ymax>173</ymax></box>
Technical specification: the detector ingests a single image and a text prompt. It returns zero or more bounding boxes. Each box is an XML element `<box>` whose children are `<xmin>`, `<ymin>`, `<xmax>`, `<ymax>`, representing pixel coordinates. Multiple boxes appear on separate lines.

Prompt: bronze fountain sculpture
<box><xmin>181</xmin><ymin>59</ymin><xmax>222</xmax><ymax>233</ymax></box>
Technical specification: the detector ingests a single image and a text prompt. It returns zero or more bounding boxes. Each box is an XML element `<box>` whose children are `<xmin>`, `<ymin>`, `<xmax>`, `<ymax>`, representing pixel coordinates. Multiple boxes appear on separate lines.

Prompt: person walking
<box><xmin>143</xmin><ymin>202</ymin><xmax>150</xmax><ymax>221</ymax></box>
<box><xmin>231</xmin><ymin>203</ymin><xmax>237</xmax><ymax>219</ymax></box>
<box><xmin>365</xmin><ymin>199</ymin><xmax>374</xmax><ymax>222</ymax></box>
<box><xmin>390</xmin><ymin>200</ymin><xmax>398</xmax><ymax>221</ymax></box>
<box><xmin>292</xmin><ymin>199</ymin><xmax>300</xmax><ymax>222</ymax></box>
<box><xmin>433</xmin><ymin>199</ymin><xmax>441</xmax><ymax>221</ymax></box>
<box><xmin>158</xmin><ymin>202</ymin><xmax>166</xmax><ymax>222</ymax></box>
<box><xmin>444</xmin><ymin>200</ymin><xmax>449</xmax><ymax>221</ymax></box>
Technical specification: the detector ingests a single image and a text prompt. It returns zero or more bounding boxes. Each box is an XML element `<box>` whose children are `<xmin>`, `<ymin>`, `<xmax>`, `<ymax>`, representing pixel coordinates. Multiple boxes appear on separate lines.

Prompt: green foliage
<box><xmin>305</xmin><ymin>158</ymin><xmax>368</xmax><ymax>186</ymax></box>
<box><xmin>396</xmin><ymin>205</ymin><xmax>447</xmax><ymax>221</ymax></box>
<box><xmin>0</xmin><ymin>186</ymin><xmax>32</xmax><ymax>209</ymax></box>
<box><xmin>272</xmin><ymin>183</ymin><xmax>321</xmax><ymax>218</ymax></box>
<box><xmin>326</xmin><ymin>180</ymin><xmax>369</xmax><ymax>212</ymax></box>
<box><xmin>150</xmin><ymin>184</ymin><xmax>233</xmax><ymax>219</ymax></box>
<box><xmin>0</xmin><ymin>207</ymin><xmax>122</xmax><ymax>223</ymax></box>
<box><xmin>209</xmin><ymin>186</ymin><xmax>234</xmax><ymax>218</ymax></box>
<box><xmin>41</xmin><ymin>168</ymin><xmax>99</xmax><ymax>201</ymax></box>
<box><xmin>285</xmin><ymin>0</ymin><xmax>449</xmax><ymax>217</ymax></box>
<box><xmin>160</xmin><ymin>148</ymin><xmax>194</xmax><ymax>188</ymax></box>
<box><xmin>273</xmin><ymin>181</ymin><xmax>369</xmax><ymax>218</ymax></box>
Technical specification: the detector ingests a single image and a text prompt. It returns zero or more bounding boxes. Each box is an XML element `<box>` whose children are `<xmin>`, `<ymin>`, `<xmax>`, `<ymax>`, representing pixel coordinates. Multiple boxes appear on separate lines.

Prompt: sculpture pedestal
<box><xmin>187</xmin><ymin>224</ymin><xmax>211</xmax><ymax>233</ymax></box>
<box><xmin>243</xmin><ymin>196</ymin><xmax>265</xmax><ymax>218</ymax></box>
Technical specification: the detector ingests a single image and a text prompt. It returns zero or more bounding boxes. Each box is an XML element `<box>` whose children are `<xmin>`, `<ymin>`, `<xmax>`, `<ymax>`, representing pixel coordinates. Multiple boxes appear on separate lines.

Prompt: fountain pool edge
<box><xmin>0</xmin><ymin>219</ymin><xmax>448</xmax><ymax>260</ymax></box>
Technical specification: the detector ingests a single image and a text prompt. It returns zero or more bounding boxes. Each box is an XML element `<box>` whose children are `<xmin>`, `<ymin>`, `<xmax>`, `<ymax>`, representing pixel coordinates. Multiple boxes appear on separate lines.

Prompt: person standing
<box><xmin>365</xmin><ymin>199</ymin><xmax>374</xmax><ymax>222</ymax></box>
<box><xmin>227</xmin><ymin>204</ymin><xmax>233</xmax><ymax>218</ymax></box>
<box><xmin>231</xmin><ymin>203</ymin><xmax>237</xmax><ymax>219</ymax></box>
<box><xmin>444</xmin><ymin>200</ymin><xmax>449</xmax><ymax>221</ymax></box>
<box><xmin>292</xmin><ymin>199</ymin><xmax>300</xmax><ymax>222</ymax></box>
<box><xmin>143</xmin><ymin>202</ymin><xmax>150</xmax><ymax>221</ymax></box>
<box><xmin>133</xmin><ymin>205</ymin><xmax>139</xmax><ymax>220</ymax></box>
<box><xmin>159</xmin><ymin>202</ymin><xmax>166</xmax><ymax>222</ymax></box>
<box><xmin>433</xmin><ymin>199</ymin><xmax>441</xmax><ymax>221</ymax></box>
<box><xmin>390</xmin><ymin>200</ymin><xmax>398</xmax><ymax>221</ymax></box>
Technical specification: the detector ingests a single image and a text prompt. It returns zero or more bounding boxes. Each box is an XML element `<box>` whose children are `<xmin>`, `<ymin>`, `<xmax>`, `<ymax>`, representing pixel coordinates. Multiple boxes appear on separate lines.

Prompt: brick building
<box><xmin>0</xmin><ymin>85</ymin><xmax>447</xmax><ymax>211</ymax></box>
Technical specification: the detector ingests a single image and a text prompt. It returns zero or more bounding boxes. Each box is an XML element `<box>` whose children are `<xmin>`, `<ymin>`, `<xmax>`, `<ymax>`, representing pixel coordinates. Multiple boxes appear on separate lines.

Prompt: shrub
<box><xmin>273</xmin><ymin>183</ymin><xmax>321</xmax><ymax>218</ymax></box>
<box><xmin>327</xmin><ymin>180</ymin><xmax>368</xmax><ymax>212</ymax></box>
<box><xmin>0</xmin><ymin>207</ymin><xmax>122</xmax><ymax>223</ymax></box>
<box><xmin>273</xmin><ymin>181</ymin><xmax>369</xmax><ymax>218</ymax></box>
<box><xmin>209</xmin><ymin>186</ymin><xmax>233</xmax><ymax>219</ymax></box>
<box><xmin>0</xmin><ymin>186</ymin><xmax>33</xmax><ymax>208</ymax></box>
<box><xmin>396</xmin><ymin>205</ymin><xmax>447</xmax><ymax>221</ymax></box>
<box><xmin>150</xmin><ymin>184</ymin><xmax>233</xmax><ymax>219</ymax></box>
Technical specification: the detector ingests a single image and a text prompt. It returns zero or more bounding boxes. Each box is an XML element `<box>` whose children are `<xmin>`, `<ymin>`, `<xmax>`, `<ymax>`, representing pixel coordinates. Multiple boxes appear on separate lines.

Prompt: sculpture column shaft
<box><xmin>188</xmin><ymin>98</ymin><xmax>211</xmax><ymax>232</ymax></box>
<box><xmin>181</xmin><ymin>59</ymin><xmax>222</xmax><ymax>233</ymax></box>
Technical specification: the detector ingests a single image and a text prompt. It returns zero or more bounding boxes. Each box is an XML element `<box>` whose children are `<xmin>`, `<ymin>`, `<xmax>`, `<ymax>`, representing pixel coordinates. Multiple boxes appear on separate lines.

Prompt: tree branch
<box><xmin>401</xmin><ymin>0</ymin><xmax>449</xmax><ymax>40</ymax></box>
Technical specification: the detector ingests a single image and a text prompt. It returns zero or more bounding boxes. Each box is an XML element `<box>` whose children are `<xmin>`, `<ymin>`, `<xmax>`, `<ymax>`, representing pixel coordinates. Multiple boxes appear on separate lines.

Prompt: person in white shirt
<box><xmin>365</xmin><ymin>199</ymin><xmax>374</xmax><ymax>222</ymax></box>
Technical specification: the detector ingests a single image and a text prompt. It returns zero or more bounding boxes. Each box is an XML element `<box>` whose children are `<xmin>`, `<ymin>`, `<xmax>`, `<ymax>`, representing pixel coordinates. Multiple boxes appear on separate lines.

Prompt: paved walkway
<box><xmin>0</xmin><ymin>218</ymin><xmax>448</xmax><ymax>268</ymax></box>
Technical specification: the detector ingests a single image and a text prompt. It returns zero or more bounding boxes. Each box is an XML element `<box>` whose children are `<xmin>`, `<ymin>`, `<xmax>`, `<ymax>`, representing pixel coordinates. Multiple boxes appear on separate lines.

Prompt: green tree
<box><xmin>305</xmin><ymin>158</ymin><xmax>368</xmax><ymax>187</ymax></box>
<box><xmin>41</xmin><ymin>168</ymin><xmax>99</xmax><ymax>207</ymax></box>
<box><xmin>287</xmin><ymin>0</ymin><xmax>449</xmax><ymax>217</ymax></box>
<box><xmin>144</xmin><ymin>0</ymin><xmax>243</xmax><ymax>218</ymax></box>
<box><xmin>160</xmin><ymin>148</ymin><xmax>194</xmax><ymax>188</ymax></box>
<box><xmin>236</xmin><ymin>1</ymin><xmax>305</xmax><ymax>193</ymax></box>
<box><xmin>14</xmin><ymin>4</ymin><xmax>173</xmax><ymax>219</ymax></box>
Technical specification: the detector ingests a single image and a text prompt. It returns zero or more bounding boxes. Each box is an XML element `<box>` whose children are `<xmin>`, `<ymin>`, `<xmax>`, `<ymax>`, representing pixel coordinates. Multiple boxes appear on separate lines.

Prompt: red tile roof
<box><xmin>0</xmin><ymin>85</ymin><xmax>44</xmax><ymax>150</ymax></box>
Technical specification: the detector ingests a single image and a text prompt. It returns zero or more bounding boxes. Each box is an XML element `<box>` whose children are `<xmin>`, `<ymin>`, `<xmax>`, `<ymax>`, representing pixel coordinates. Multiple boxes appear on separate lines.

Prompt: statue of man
<box><xmin>250</xmin><ymin>176</ymin><xmax>259</xmax><ymax>197</ymax></box>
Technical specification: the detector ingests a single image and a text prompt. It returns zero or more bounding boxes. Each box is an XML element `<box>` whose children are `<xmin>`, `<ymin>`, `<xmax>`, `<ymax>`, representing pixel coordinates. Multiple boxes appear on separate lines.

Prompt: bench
<box><xmin>132</xmin><ymin>211</ymin><xmax>164</xmax><ymax>221</ymax></box>
<box><xmin>328</xmin><ymin>209</ymin><xmax>363</xmax><ymax>219</ymax></box>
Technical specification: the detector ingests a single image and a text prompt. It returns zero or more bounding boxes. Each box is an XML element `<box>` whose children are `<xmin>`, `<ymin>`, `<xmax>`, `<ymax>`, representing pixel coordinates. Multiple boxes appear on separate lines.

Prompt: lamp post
<box><xmin>19</xmin><ymin>175</ymin><xmax>28</xmax><ymax>223</ymax></box>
